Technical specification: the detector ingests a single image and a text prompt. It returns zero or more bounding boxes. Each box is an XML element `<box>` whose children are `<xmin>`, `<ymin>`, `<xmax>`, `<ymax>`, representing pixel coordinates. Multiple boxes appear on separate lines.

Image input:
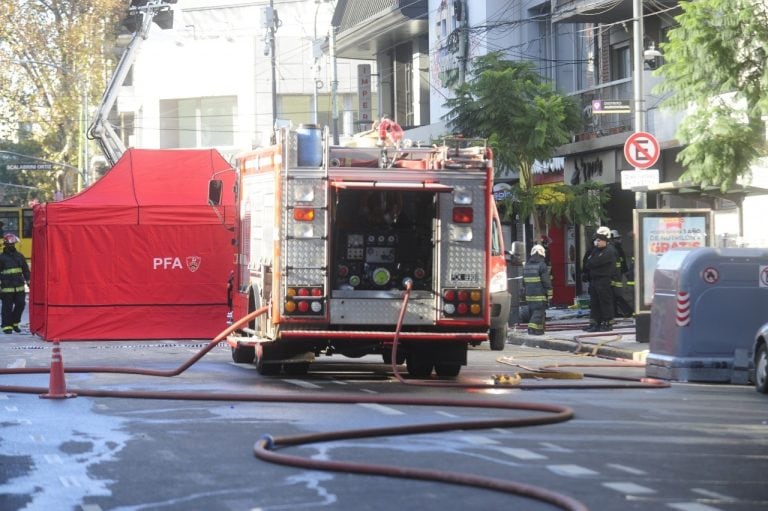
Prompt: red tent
<box><xmin>30</xmin><ymin>148</ymin><xmax>236</xmax><ymax>341</ymax></box>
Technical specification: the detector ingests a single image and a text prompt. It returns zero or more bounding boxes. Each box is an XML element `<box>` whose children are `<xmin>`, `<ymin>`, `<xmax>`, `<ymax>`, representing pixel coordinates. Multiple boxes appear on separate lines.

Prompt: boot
<box><xmin>598</xmin><ymin>322</ymin><xmax>613</xmax><ymax>332</ymax></box>
<box><xmin>583</xmin><ymin>322</ymin><xmax>598</xmax><ymax>332</ymax></box>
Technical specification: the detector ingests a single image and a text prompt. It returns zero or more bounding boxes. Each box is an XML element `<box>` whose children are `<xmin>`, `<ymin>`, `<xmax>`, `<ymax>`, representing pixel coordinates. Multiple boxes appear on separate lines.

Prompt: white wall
<box><xmin>122</xmin><ymin>0</ymin><xmax>360</xmax><ymax>156</ymax></box>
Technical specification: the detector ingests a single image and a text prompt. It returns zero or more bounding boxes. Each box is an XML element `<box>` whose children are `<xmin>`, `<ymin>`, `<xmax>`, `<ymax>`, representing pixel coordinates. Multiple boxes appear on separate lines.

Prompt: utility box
<box><xmin>647</xmin><ymin>247</ymin><xmax>768</xmax><ymax>383</ymax></box>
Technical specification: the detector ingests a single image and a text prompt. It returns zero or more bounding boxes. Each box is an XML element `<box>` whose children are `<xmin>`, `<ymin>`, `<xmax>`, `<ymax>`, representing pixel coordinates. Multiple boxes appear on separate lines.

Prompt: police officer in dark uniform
<box><xmin>583</xmin><ymin>229</ymin><xmax>617</xmax><ymax>332</ymax></box>
<box><xmin>523</xmin><ymin>244</ymin><xmax>552</xmax><ymax>335</ymax></box>
<box><xmin>0</xmin><ymin>233</ymin><xmax>30</xmax><ymax>334</ymax></box>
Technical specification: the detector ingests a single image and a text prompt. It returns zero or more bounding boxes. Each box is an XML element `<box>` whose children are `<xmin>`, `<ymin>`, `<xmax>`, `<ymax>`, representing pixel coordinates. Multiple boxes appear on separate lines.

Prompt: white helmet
<box><xmin>530</xmin><ymin>244</ymin><xmax>546</xmax><ymax>257</ymax></box>
<box><xmin>596</xmin><ymin>226</ymin><xmax>611</xmax><ymax>237</ymax></box>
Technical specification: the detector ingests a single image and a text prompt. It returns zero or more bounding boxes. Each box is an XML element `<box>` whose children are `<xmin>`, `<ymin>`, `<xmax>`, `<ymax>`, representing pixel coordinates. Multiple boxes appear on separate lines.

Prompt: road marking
<box><xmin>497</xmin><ymin>447</ymin><xmax>547</xmax><ymax>460</ymax></box>
<box><xmin>436</xmin><ymin>410</ymin><xmax>458</xmax><ymax>418</ymax></box>
<box><xmin>359</xmin><ymin>388</ymin><xmax>377</xmax><ymax>394</ymax></box>
<box><xmin>607</xmin><ymin>463</ymin><xmax>647</xmax><ymax>475</ymax></box>
<box><xmin>44</xmin><ymin>454</ymin><xmax>63</xmax><ymax>464</ymax></box>
<box><xmin>357</xmin><ymin>403</ymin><xmax>404</xmax><ymax>415</ymax></box>
<box><xmin>547</xmin><ymin>464</ymin><xmax>598</xmax><ymax>477</ymax></box>
<box><xmin>539</xmin><ymin>442</ymin><xmax>573</xmax><ymax>453</ymax></box>
<box><xmin>691</xmin><ymin>489</ymin><xmax>736</xmax><ymax>501</ymax></box>
<box><xmin>668</xmin><ymin>503</ymin><xmax>724</xmax><ymax>511</ymax></box>
<box><xmin>603</xmin><ymin>482</ymin><xmax>656</xmax><ymax>494</ymax></box>
<box><xmin>7</xmin><ymin>358</ymin><xmax>26</xmax><ymax>368</ymax></box>
<box><xmin>459</xmin><ymin>435</ymin><xmax>498</xmax><ymax>445</ymax></box>
<box><xmin>5</xmin><ymin>405</ymin><xmax>18</xmax><ymax>412</ymax></box>
<box><xmin>283</xmin><ymin>379</ymin><xmax>321</xmax><ymax>389</ymax></box>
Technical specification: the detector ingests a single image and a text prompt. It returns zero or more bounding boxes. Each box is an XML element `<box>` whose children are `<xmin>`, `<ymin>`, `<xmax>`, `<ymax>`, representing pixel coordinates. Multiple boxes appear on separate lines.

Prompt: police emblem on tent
<box><xmin>186</xmin><ymin>256</ymin><xmax>201</xmax><ymax>272</ymax></box>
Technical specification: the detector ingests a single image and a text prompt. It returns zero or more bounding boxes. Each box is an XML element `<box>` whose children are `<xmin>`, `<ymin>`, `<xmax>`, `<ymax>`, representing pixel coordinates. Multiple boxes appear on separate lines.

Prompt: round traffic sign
<box><xmin>624</xmin><ymin>131</ymin><xmax>660</xmax><ymax>169</ymax></box>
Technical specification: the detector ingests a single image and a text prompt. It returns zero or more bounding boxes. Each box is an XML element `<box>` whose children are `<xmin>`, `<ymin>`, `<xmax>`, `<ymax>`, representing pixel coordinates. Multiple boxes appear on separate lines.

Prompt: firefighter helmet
<box><xmin>596</xmin><ymin>226</ymin><xmax>611</xmax><ymax>238</ymax></box>
<box><xmin>3</xmin><ymin>233</ymin><xmax>19</xmax><ymax>245</ymax></box>
<box><xmin>610</xmin><ymin>229</ymin><xmax>621</xmax><ymax>240</ymax></box>
<box><xmin>530</xmin><ymin>244</ymin><xmax>546</xmax><ymax>257</ymax></box>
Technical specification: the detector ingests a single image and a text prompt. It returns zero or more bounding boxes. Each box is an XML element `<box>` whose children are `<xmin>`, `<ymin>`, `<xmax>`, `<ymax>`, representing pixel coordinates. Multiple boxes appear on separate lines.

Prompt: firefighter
<box><xmin>582</xmin><ymin>228</ymin><xmax>617</xmax><ymax>332</ymax></box>
<box><xmin>523</xmin><ymin>244</ymin><xmax>552</xmax><ymax>335</ymax></box>
<box><xmin>0</xmin><ymin>233</ymin><xmax>30</xmax><ymax>334</ymax></box>
<box><xmin>610</xmin><ymin>229</ymin><xmax>634</xmax><ymax>318</ymax></box>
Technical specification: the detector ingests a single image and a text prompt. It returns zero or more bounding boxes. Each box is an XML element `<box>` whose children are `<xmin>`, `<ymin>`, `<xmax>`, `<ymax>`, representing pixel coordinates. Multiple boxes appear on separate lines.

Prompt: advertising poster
<box><xmin>635</xmin><ymin>209</ymin><xmax>713</xmax><ymax>310</ymax></box>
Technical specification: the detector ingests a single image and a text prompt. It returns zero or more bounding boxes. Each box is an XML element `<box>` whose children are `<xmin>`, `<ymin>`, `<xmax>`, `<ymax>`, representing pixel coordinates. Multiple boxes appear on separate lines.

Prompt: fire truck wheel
<box><xmin>406</xmin><ymin>356</ymin><xmax>433</xmax><ymax>378</ymax></box>
<box><xmin>381</xmin><ymin>348</ymin><xmax>406</xmax><ymax>366</ymax></box>
<box><xmin>283</xmin><ymin>362</ymin><xmax>310</xmax><ymax>376</ymax></box>
<box><xmin>255</xmin><ymin>358</ymin><xmax>282</xmax><ymax>376</ymax></box>
<box><xmin>231</xmin><ymin>345</ymin><xmax>256</xmax><ymax>363</ymax></box>
<box><xmin>489</xmin><ymin>325</ymin><xmax>508</xmax><ymax>351</ymax></box>
<box><xmin>434</xmin><ymin>362</ymin><xmax>461</xmax><ymax>378</ymax></box>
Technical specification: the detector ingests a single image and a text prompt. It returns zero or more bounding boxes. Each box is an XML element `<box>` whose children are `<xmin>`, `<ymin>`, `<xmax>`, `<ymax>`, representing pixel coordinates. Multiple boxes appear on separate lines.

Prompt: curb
<box><xmin>507</xmin><ymin>332</ymin><xmax>649</xmax><ymax>362</ymax></box>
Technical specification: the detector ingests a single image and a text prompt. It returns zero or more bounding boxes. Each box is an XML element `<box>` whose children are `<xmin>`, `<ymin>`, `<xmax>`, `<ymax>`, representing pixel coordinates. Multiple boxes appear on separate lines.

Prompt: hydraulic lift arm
<box><xmin>88</xmin><ymin>0</ymin><xmax>176</xmax><ymax>167</ymax></box>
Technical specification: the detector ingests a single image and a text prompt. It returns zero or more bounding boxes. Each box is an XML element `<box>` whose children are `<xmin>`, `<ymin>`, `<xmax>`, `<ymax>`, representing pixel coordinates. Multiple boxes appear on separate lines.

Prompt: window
<box><xmin>610</xmin><ymin>43</ymin><xmax>631</xmax><ymax>81</ymax></box>
<box><xmin>160</xmin><ymin>96</ymin><xmax>237</xmax><ymax>148</ymax></box>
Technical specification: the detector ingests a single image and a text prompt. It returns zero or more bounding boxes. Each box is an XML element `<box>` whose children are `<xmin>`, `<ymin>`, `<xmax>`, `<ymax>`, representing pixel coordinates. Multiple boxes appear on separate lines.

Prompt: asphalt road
<box><xmin>1</xmin><ymin>335</ymin><xmax>767</xmax><ymax>511</ymax></box>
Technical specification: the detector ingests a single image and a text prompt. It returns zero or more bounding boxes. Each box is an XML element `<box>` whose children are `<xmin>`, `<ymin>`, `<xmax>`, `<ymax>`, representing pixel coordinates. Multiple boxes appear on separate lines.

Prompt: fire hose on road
<box><xmin>0</xmin><ymin>289</ymin><xmax>667</xmax><ymax>511</ymax></box>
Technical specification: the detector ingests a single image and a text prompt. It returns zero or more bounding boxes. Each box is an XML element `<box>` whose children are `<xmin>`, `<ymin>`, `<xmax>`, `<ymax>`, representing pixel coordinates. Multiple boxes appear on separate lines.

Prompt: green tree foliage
<box><xmin>443</xmin><ymin>52</ymin><xmax>606</xmax><ymax>234</ymax></box>
<box><xmin>0</xmin><ymin>0</ymin><xmax>125</xmax><ymax>201</ymax></box>
<box><xmin>657</xmin><ymin>0</ymin><xmax>768</xmax><ymax>190</ymax></box>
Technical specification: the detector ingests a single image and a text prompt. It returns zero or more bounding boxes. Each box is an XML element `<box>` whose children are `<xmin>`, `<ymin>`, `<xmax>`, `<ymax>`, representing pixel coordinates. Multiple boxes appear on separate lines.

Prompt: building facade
<box><xmin>111</xmin><ymin>0</ymin><xmax>372</xmax><ymax>162</ymax></box>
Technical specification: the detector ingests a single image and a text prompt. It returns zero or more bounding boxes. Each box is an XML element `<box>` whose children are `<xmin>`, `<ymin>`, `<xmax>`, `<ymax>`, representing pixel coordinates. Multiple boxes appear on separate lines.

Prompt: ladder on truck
<box><xmin>279</xmin><ymin>128</ymin><xmax>330</xmax><ymax>318</ymax></box>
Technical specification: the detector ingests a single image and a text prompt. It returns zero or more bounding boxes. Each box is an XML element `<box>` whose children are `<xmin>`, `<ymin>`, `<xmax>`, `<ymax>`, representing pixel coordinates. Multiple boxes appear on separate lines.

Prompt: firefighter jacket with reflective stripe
<box><xmin>611</xmin><ymin>242</ymin><xmax>629</xmax><ymax>288</ymax></box>
<box><xmin>0</xmin><ymin>247</ymin><xmax>30</xmax><ymax>293</ymax></box>
<box><xmin>523</xmin><ymin>254</ymin><xmax>552</xmax><ymax>302</ymax></box>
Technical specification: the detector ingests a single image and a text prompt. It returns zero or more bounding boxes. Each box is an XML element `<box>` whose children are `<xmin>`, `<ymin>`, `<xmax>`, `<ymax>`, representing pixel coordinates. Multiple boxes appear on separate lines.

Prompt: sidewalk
<box><xmin>506</xmin><ymin>307</ymin><xmax>650</xmax><ymax>361</ymax></box>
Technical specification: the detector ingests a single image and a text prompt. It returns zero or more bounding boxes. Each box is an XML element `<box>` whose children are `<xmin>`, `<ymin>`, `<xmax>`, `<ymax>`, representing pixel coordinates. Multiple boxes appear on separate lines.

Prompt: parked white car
<box><xmin>752</xmin><ymin>323</ymin><xmax>768</xmax><ymax>393</ymax></box>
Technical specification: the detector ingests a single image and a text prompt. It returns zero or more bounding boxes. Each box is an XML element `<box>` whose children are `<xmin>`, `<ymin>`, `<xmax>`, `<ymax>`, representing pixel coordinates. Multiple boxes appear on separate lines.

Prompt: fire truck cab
<box><xmin>211</xmin><ymin>126</ymin><xmax>510</xmax><ymax>377</ymax></box>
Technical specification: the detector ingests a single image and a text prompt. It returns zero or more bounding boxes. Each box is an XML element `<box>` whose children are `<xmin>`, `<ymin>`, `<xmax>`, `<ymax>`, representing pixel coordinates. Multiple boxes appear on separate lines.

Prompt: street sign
<box><xmin>6</xmin><ymin>163</ymin><xmax>53</xmax><ymax>171</ymax></box>
<box><xmin>621</xmin><ymin>169</ymin><xmax>659</xmax><ymax>190</ymax></box>
<box><xmin>591</xmin><ymin>99</ymin><xmax>631</xmax><ymax>114</ymax></box>
<box><xmin>624</xmin><ymin>131</ymin><xmax>660</xmax><ymax>169</ymax></box>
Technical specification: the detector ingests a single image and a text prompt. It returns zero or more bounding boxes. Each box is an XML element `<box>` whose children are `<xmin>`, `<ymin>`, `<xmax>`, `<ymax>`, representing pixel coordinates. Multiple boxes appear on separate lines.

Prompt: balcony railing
<box><xmin>569</xmin><ymin>78</ymin><xmax>634</xmax><ymax>142</ymax></box>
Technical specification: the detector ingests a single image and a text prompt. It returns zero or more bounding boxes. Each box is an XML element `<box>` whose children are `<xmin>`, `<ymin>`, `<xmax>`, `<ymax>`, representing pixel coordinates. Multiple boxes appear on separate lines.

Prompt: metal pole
<box><xmin>633</xmin><ymin>0</ymin><xmax>647</xmax><ymax>210</ymax></box>
<box><xmin>270</xmin><ymin>0</ymin><xmax>278</xmax><ymax>129</ymax></box>
<box><xmin>330</xmin><ymin>25</ymin><xmax>339</xmax><ymax>144</ymax></box>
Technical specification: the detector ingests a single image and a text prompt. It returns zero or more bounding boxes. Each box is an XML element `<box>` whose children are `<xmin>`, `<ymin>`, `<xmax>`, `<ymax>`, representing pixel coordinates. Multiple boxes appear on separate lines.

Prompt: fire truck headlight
<box><xmin>294</xmin><ymin>223</ymin><xmax>314</xmax><ymax>238</ymax></box>
<box><xmin>489</xmin><ymin>271</ymin><xmax>508</xmax><ymax>293</ymax></box>
<box><xmin>453</xmin><ymin>186</ymin><xmax>473</xmax><ymax>205</ymax></box>
<box><xmin>449</xmin><ymin>225</ymin><xmax>473</xmax><ymax>242</ymax></box>
<box><xmin>443</xmin><ymin>303</ymin><xmax>456</xmax><ymax>314</ymax></box>
<box><xmin>310</xmin><ymin>301</ymin><xmax>323</xmax><ymax>313</ymax></box>
<box><xmin>294</xmin><ymin>184</ymin><xmax>315</xmax><ymax>202</ymax></box>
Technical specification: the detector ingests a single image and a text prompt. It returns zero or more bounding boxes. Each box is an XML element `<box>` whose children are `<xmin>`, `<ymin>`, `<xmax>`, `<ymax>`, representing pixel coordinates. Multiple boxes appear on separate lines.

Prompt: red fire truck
<box><xmin>209</xmin><ymin>126</ymin><xmax>510</xmax><ymax>377</ymax></box>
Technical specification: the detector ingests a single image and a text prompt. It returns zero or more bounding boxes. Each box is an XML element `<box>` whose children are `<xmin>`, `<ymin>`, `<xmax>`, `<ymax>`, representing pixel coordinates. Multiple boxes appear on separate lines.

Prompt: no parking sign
<box><xmin>760</xmin><ymin>265</ymin><xmax>768</xmax><ymax>287</ymax></box>
<box><xmin>624</xmin><ymin>131</ymin><xmax>660</xmax><ymax>169</ymax></box>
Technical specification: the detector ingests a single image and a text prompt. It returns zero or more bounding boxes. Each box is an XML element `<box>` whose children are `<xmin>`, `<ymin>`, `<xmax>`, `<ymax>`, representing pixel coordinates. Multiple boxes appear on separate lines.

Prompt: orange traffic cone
<box><xmin>39</xmin><ymin>340</ymin><xmax>76</xmax><ymax>399</ymax></box>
